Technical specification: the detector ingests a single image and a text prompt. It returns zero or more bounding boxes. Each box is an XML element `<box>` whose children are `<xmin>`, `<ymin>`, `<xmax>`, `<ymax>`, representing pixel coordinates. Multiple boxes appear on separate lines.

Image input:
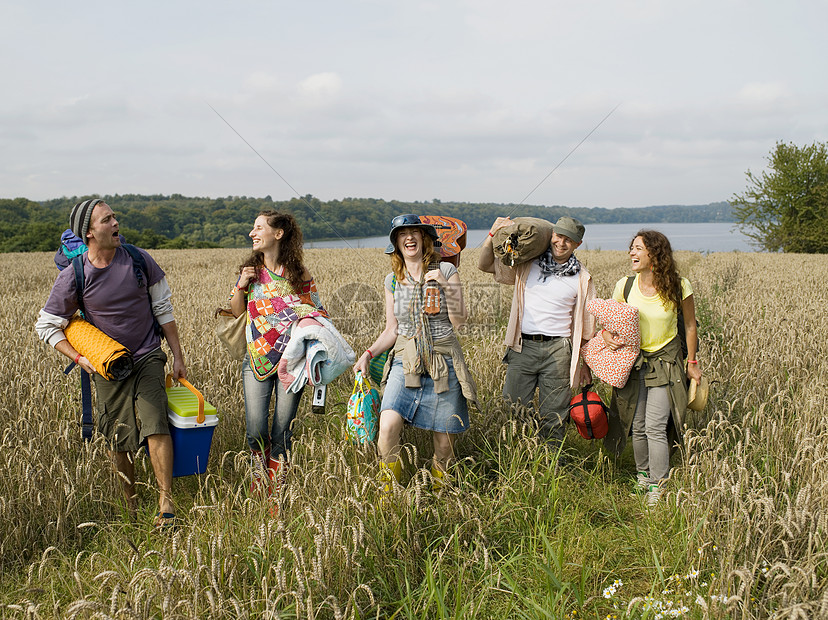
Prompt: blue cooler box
<box><xmin>167</xmin><ymin>382</ymin><xmax>219</xmax><ymax>477</ymax></box>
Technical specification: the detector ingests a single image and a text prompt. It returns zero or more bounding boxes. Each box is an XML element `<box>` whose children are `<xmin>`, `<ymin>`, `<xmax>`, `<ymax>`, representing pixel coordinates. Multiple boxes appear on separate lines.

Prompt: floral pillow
<box><xmin>581</xmin><ymin>299</ymin><xmax>641</xmax><ymax>389</ymax></box>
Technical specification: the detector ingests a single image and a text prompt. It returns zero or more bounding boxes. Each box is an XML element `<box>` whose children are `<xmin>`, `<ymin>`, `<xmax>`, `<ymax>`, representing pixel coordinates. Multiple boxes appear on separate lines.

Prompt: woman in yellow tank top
<box><xmin>602</xmin><ymin>230</ymin><xmax>702</xmax><ymax>506</ymax></box>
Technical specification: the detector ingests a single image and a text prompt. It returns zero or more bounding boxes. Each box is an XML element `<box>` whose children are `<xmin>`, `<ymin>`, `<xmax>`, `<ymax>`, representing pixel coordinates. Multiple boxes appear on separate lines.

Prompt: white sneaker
<box><xmin>646</xmin><ymin>484</ymin><xmax>662</xmax><ymax>507</ymax></box>
<box><xmin>636</xmin><ymin>471</ymin><xmax>649</xmax><ymax>492</ymax></box>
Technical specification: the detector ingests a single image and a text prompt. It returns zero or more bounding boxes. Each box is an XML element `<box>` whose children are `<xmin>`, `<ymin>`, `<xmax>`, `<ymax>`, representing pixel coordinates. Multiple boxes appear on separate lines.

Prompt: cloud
<box><xmin>243</xmin><ymin>71</ymin><xmax>282</xmax><ymax>93</ymax></box>
<box><xmin>736</xmin><ymin>82</ymin><xmax>791</xmax><ymax>104</ymax></box>
<box><xmin>1</xmin><ymin>1</ymin><xmax>826</xmax><ymax>206</ymax></box>
<box><xmin>298</xmin><ymin>72</ymin><xmax>343</xmax><ymax>102</ymax></box>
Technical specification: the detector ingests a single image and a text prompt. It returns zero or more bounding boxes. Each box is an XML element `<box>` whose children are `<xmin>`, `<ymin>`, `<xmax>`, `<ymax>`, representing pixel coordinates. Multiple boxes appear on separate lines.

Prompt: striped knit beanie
<box><xmin>70</xmin><ymin>198</ymin><xmax>104</xmax><ymax>241</ymax></box>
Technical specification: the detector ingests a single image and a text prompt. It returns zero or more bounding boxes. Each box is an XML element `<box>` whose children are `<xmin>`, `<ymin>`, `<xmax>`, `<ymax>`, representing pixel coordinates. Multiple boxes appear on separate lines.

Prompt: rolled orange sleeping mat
<box><xmin>64</xmin><ymin>317</ymin><xmax>133</xmax><ymax>381</ymax></box>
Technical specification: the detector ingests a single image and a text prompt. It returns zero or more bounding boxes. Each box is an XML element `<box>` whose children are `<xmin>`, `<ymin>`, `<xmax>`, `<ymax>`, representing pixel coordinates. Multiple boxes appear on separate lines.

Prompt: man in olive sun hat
<box><xmin>478</xmin><ymin>215</ymin><xmax>596</xmax><ymax>466</ymax></box>
<box><xmin>35</xmin><ymin>198</ymin><xmax>187</xmax><ymax>527</ymax></box>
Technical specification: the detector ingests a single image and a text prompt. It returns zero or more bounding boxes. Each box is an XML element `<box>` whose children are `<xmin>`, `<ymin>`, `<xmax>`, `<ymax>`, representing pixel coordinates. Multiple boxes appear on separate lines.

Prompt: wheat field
<box><xmin>0</xmin><ymin>247</ymin><xmax>826</xmax><ymax>619</ymax></box>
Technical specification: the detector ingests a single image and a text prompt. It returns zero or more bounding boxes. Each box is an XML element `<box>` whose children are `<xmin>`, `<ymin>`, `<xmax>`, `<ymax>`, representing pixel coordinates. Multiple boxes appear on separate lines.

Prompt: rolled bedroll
<box><xmin>492</xmin><ymin>217</ymin><xmax>554</xmax><ymax>267</ymax></box>
<box><xmin>64</xmin><ymin>317</ymin><xmax>134</xmax><ymax>381</ymax></box>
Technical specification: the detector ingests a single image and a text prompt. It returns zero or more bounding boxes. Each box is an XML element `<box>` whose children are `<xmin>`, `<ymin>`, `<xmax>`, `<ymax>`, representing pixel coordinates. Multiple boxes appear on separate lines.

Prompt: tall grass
<box><xmin>0</xmin><ymin>248</ymin><xmax>825</xmax><ymax>618</ymax></box>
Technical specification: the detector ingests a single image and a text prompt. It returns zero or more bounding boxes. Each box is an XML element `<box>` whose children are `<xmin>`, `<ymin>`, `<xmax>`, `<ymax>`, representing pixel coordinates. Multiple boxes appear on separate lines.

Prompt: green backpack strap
<box><xmin>624</xmin><ymin>274</ymin><xmax>693</xmax><ymax>361</ymax></box>
<box><xmin>624</xmin><ymin>273</ymin><xmax>683</xmax><ymax>313</ymax></box>
<box><xmin>623</xmin><ymin>275</ymin><xmax>635</xmax><ymax>302</ymax></box>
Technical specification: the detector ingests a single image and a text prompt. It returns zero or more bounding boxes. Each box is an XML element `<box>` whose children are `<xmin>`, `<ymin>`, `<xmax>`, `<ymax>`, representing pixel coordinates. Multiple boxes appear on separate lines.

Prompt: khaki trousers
<box><xmin>503</xmin><ymin>337</ymin><xmax>572</xmax><ymax>444</ymax></box>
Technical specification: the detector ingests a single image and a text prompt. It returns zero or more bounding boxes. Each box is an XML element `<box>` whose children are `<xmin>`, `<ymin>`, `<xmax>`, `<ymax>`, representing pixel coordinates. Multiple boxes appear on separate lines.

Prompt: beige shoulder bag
<box><xmin>215</xmin><ymin>308</ymin><xmax>247</xmax><ymax>360</ymax></box>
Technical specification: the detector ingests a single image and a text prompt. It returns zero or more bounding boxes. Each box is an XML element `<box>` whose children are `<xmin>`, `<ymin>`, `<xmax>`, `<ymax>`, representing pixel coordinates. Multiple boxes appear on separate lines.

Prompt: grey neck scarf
<box><xmin>537</xmin><ymin>251</ymin><xmax>581</xmax><ymax>282</ymax></box>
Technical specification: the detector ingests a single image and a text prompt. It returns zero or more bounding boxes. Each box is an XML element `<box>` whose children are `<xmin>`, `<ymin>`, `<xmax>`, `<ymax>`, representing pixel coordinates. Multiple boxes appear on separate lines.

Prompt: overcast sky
<box><xmin>1</xmin><ymin>1</ymin><xmax>826</xmax><ymax>208</ymax></box>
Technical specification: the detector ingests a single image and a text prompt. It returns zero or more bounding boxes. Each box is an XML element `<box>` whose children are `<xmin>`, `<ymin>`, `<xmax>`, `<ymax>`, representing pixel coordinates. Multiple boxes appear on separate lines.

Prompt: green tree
<box><xmin>731</xmin><ymin>141</ymin><xmax>828</xmax><ymax>253</ymax></box>
<box><xmin>0</xmin><ymin>221</ymin><xmax>64</xmax><ymax>252</ymax></box>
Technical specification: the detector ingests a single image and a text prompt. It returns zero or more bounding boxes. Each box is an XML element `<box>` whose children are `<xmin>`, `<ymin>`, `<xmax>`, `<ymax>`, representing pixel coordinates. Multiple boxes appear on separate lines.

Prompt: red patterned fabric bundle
<box><xmin>580</xmin><ymin>298</ymin><xmax>640</xmax><ymax>388</ymax></box>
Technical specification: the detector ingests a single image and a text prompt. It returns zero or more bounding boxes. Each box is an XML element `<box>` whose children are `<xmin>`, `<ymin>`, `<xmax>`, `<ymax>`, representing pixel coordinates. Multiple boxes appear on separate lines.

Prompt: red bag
<box><xmin>568</xmin><ymin>385</ymin><xmax>609</xmax><ymax>440</ymax></box>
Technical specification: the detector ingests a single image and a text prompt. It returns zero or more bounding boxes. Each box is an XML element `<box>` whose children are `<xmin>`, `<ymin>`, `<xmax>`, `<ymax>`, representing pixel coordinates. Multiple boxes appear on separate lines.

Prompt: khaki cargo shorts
<box><xmin>92</xmin><ymin>348</ymin><xmax>170</xmax><ymax>452</ymax></box>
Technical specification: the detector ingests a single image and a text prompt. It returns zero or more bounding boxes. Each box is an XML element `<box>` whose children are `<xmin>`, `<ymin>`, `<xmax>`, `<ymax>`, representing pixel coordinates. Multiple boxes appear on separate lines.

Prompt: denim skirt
<box><xmin>380</xmin><ymin>357</ymin><xmax>470</xmax><ymax>434</ymax></box>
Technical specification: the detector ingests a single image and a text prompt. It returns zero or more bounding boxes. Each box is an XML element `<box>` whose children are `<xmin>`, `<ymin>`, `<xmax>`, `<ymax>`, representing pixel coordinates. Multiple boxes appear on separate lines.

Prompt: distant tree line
<box><xmin>0</xmin><ymin>194</ymin><xmax>732</xmax><ymax>253</ymax></box>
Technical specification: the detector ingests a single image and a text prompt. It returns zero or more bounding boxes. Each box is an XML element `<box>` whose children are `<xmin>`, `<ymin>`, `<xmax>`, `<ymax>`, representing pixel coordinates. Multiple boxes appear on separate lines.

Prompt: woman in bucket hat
<box><xmin>602</xmin><ymin>230</ymin><xmax>702</xmax><ymax>507</ymax></box>
<box><xmin>353</xmin><ymin>214</ymin><xmax>477</xmax><ymax>497</ymax></box>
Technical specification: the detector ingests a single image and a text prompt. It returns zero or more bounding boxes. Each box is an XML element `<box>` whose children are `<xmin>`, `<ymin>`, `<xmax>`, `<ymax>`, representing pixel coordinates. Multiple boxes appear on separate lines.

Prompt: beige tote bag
<box><xmin>215</xmin><ymin>308</ymin><xmax>247</xmax><ymax>360</ymax></box>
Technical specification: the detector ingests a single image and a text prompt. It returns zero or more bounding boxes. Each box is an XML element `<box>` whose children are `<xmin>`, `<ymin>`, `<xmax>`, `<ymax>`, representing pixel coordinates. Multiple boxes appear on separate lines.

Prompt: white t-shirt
<box><xmin>520</xmin><ymin>260</ymin><xmax>579</xmax><ymax>337</ymax></box>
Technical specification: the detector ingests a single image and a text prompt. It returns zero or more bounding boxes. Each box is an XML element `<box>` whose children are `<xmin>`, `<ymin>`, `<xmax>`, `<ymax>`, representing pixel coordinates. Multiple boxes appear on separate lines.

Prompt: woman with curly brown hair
<box><xmin>229</xmin><ymin>211</ymin><xmax>328</xmax><ymax>495</ymax></box>
<box><xmin>602</xmin><ymin>230</ymin><xmax>701</xmax><ymax>506</ymax></box>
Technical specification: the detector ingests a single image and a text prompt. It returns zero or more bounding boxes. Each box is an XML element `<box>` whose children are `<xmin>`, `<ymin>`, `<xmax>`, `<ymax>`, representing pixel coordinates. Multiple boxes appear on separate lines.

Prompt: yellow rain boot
<box><xmin>431</xmin><ymin>465</ymin><xmax>446</xmax><ymax>492</ymax></box>
<box><xmin>378</xmin><ymin>460</ymin><xmax>402</xmax><ymax>497</ymax></box>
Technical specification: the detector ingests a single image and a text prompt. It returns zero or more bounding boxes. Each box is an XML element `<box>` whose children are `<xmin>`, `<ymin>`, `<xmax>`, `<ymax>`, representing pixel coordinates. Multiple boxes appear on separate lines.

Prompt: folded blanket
<box><xmin>580</xmin><ymin>298</ymin><xmax>640</xmax><ymax>389</ymax></box>
<box><xmin>278</xmin><ymin>316</ymin><xmax>356</xmax><ymax>392</ymax></box>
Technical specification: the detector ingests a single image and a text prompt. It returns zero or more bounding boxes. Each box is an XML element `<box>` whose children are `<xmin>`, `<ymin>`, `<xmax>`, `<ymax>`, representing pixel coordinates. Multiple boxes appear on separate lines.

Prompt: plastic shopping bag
<box><xmin>346</xmin><ymin>371</ymin><xmax>379</xmax><ymax>444</ymax></box>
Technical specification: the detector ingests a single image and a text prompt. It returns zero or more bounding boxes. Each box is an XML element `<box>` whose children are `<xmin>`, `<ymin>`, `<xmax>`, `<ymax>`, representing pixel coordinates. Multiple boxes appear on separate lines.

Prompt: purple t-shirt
<box><xmin>44</xmin><ymin>246</ymin><xmax>166</xmax><ymax>357</ymax></box>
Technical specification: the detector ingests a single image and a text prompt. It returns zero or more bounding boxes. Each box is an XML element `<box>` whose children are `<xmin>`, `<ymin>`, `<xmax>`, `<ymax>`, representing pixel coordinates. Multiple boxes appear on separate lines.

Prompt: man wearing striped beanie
<box><xmin>35</xmin><ymin>198</ymin><xmax>187</xmax><ymax>528</ymax></box>
<box><xmin>69</xmin><ymin>198</ymin><xmax>102</xmax><ymax>242</ymax></box>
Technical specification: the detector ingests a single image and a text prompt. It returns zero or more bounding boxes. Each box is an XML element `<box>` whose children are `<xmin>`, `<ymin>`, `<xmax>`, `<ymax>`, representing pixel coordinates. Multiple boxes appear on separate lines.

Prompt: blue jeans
<box><xmin>242</xmin><ymin>359</ymin><xmax>304</xmax><ymax>460</ymax></box>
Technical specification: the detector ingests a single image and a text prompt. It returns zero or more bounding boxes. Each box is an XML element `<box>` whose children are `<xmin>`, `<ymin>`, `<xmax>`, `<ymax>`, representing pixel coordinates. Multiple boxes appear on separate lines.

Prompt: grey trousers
<box><xmin>503</xmin><ymin>337</ymin><xmax>572</xmax><ymax>444</ymax></box>
<box><xmin>631</xmin><ymin>370</ymin><xmax>671</xmax><ymax>484</ymax></box>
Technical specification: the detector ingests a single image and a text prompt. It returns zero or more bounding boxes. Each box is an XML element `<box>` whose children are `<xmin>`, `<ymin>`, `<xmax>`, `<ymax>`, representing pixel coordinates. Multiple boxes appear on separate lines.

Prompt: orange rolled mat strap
<box><xmin>64</xmin><ymin>317</ymin><xmax>134</xmax><ymax>381</ymax></box>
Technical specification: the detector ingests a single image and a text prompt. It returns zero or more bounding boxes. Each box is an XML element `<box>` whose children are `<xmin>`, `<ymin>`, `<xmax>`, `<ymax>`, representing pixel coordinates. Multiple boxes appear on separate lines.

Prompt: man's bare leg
<box><xmin>146</xmin><ymin>434</ymin><xmax>174</xmax><ymax>515</ymax></box>
<box><xmin>111</xmin><ymin>451</ymin><xmax>138</xmax><ymax>517</ymax></box>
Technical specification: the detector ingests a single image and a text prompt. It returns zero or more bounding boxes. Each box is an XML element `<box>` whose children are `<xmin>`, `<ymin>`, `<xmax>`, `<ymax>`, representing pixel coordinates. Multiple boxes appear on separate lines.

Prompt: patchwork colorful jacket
<box><xmin>244</xmin><ymin>267</ymin><xmax>328</xmax><ymax>380</ymax></box>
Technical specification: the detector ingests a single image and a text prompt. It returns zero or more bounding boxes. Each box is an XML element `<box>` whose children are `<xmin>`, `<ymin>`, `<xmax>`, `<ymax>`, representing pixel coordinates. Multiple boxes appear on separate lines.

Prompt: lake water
<box><xmin>306</xmin><ymin>222</ymin><xmax>754</xmax><ymax>253</ymax></box>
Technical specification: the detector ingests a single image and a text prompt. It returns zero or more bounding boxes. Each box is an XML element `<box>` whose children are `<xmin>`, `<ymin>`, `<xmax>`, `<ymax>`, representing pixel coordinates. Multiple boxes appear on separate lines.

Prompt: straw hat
<box><xmin>687</xmin><ymin>377</ymin><xmax>709</xmax><ymax>411</ymax></box>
